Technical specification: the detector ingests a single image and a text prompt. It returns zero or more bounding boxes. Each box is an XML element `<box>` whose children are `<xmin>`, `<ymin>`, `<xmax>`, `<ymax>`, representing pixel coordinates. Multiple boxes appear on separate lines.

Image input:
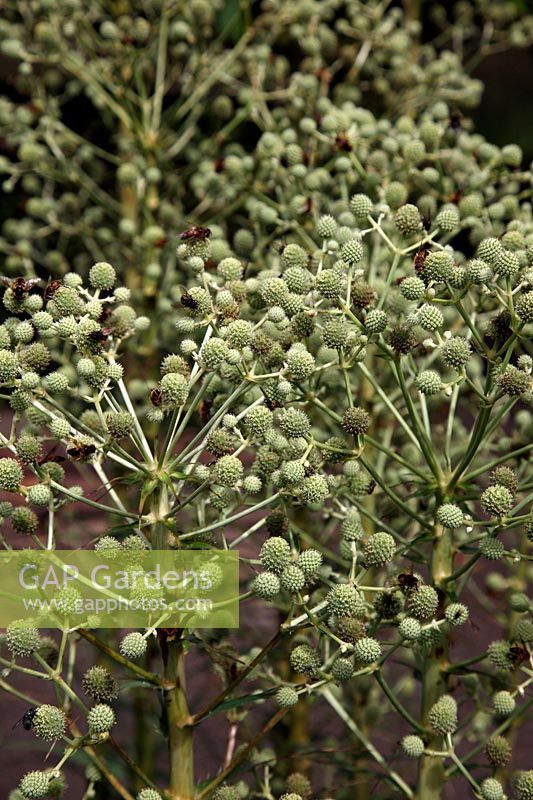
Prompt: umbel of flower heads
<box><xmin>0</xmin><ymin>7</ymin><xmax>532</xmax><ymax>800</ymax></box>
<box><xmin>0</xmin><ymin>156</ymin><xmax>532</xmax><ymax>800</ymax></box>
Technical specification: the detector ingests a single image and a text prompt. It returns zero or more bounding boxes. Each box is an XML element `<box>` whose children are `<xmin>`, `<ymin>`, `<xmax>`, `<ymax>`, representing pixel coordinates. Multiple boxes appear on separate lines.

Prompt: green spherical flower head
<box><xmin>6</xmin><ymin>620</ymin><xmax>40</xmax><ymax>656</ymax></box>
<box><xmin>498</xmin><ymin>365</ymin><xmax>531</xmax><ymax>396</ymax></box>
<box><xmin>301</xmin><ymin>474</ymin><xmax>329</xmax><ymax>504</ymax></box>
<box><xmin>514</xmin><ymin>771</ymin><xmax>533</xmax><ymax>800</ymax></box>
<box><xmin>444</xmin><ymin>603</ymin><xmax>469</xmax><ymax>626</ymax></box>
<box><xmin>212</xmin><ymin>787</ymin><xmax>240</xmax><ymax>800</ymax></box>
<box><xmin>0</xmin><ymin>349</ymin><xmax>18</xmax><ymax>383</ymax></box>
<box><xmin>394</xmin><ymin>204</ymin><xmax>422</xmax><ymax>235</ymax></box>
<box><xmin>436</xmin><ymin>503</ymin><xmax>464</xmax><ymax>529</ymax></box>
<box><xmin>476</xmin><ymin>237</ymin><xmax>503</xmax><ymax>264</ymax></box>
<box><xmin>275</xmin><ymin>686</ymin><xmax>299</xmax><ymax>708</ymax></box>
<box><xmin>279</xmin><ymin>408</ymin><xmax>310</xmax><ymax>438</ymax></box>
<box><xmin>513</xmin><ymin>618</ymin><xmax>533</xmax><ymax>644</ymax></box>
<box><xmin>94</xmin><ymin>535</ymin><xmax>121</xmax><ymax>560</ymax></box>
<box><xmin>43</xmin><ymin>371</ymin><xmax>69</xmax><ymax>394</ymax></box>
<box><xmin>516</xmin><ymin>292</ymin><xmax>533</xmax><ymax>323</ymax></box>
<box><xmin>326</xmin><ymin>584</ymin><xmax>360</xmax><ymax>617</ymax></box>
<box><xmin>496</xmin><ymin>249</ymin><xmax>520</xmax><ymax>277</ymax></box>
<box><xmin>401</xmin><ymin>734</ymin><xmax>425</xmax><ymax>758</ymax></box>
<box><xmin>353</xmin><ymin>636</ymin><xmax>381</xmax><ymax>665</ymax></box>
<box><xmin>435</xmin><ymin>205</ymin><xmax>460</xmax><ymax>232</ymax></box>
<box><xmin>364</xmin><ymin>309</ymin><xmax>387</xmax><ymax>334</ymax></box>
<box><xmin>280</xmin><ymin>565</ymin><xmax>306</xmax><ymax>594</ymax></box>
<box><xmin>316</xmin><ymin>215</ymin><xmax>337</xmax><ymax>239</ymax></box>
<box><xmin>12</xmin><ymin>507</ymin><xmax>38</xmax><ymax>534</ymax></box>
<box><xmin>341</xmin><ymin>238</ymin><xmax>364</xmax><ymax>265</ymax></box>
<box><xmin>388</xmin><ymin>325</ymin><xmax>418</xmax><ymax>354</ymax></box>
<box><xmin>259</xmin><ymin>537</ymin><xmax>291</xmax><ymax>573</ymax></box>
<box><xmin>120</xmin><ymin>632</ymin><xmax>147</xmax><ymax>660</ymax></box>
<box><xmin>490</xmin><ymin>465</ymin><xmax>518</xmax><ymax>494</ymax></box>
<box><xmin>245</xmin><ymin>406</ymin><xmax>273</xmax><ymax>437</ymax></box>
<box><xmin>488</xmin><ymin>641</ymin><xmax>514</xmax><ymax>670</ymax></box>
<box><xmin>15</xmin><ymin>435</ymin><xmax>42</xmax><ymax>465</ymax></box>
<box><xmin>19</xmin><ymin>771</ymin><xmax>51</xmax><ymax>799</ymax></box>
<box><xmin>479</xmin><ymin>535</ymin><xmax>505</xmax><ymax>560</ymax></box>
<box><xmin>501</xmin><ymin>143</ymin><xmax>522</xmax><ymax>166</ymax></box>
<box><xmin>428</xmin><ymin>694</ymin><xmax>457</xmax><ymax>735</ymax></box>
<box><xmin>485</xmin><ymin>735</ymin><xmax>512</xmax><ymax>767</ymax></box>
<box><xmin>243</xmin><ymin>475</ymin><xmax>262</xmax><ymax>494</ymax></box>
<box><xmin>399</xmin><ymin>617</ymin><xmax>422</xmax><ymax>641</ymax></box>
<box><xmin>137</xmin><ymin>790</ymin><xmax>163</xmax><ymax>800</ymax></box>
<box><xmin>331</xmin><ymin>657</ymin><xmax>354</xmax><ymax>682</ymax></box>
<box><xmin>287</xmin><ymin>349</ymin><xmax>315</xmax><ymax>380</ymax></box>
<box><xmin>33</xmin><ymin>705</ymin><xmax>66</xmax><ymax>740</ymax></box>
<box><xmin>0</xmin><ymin>458</ymin><xmax>23</xmax><ymax>492</ymax></box>
<box><xmin>423</xmin><ymin>251</ymin><xmax>454</xmax><ymax>282</ymax></box>
<box><xmin>384</xmin><ymin>181</ymin><xmax>408</xmax><ymax>209</ymax></box>
<box><xmin>106</xmin><ymin>412</ymin><xmax>134</xmax><ymax>439</ymax></box>
<box><xmin>82</xmin><ymin>666</ymin><xmax>118</xmax><ymax>702</ymax></box>
<box><xmin>281</xmin><ymin>243</ymin><xmax>307</xmax><ymax>269</ymax></box>
<box><xmin>87</xmin><ymin>703</ymin><xmax>116</xmax><ymax>734</ymax></box>
<box><xmin>342</xmin><ymin>406</ymin><xmax>371</xmax><ymax>436</ymax></box>
<box><xmin>213</xmin><ymin>455</ymin><xmax>243</xmax><ymax>487</ymax></box>
<box><xmin>285</xmin><ymin>772</ymin><xmax>311</xmax><ymax>800</ymax></box>
<box><xmin>315</xmin><ymin>269</ymin><xmax>342</xmax><ymax>299</ymax></box>
<box><xmin>26</xmin><ymin>484</ymin><xmax>52</xmax><ymax>507</ymax></box>
<box><xmin>400</xmin><ymin>276</ymin><xmax>426</xmax><ymax>301</ymax></box>
<box><xmin>441</xmin><ymin>337</ymin><xmax>471</xmax><ymax>370</ymax></box>
<box><xmin>363</xmin><ymin>532</ymin><xmax>396</xmax><ymax>566</ymax></box>
<box><xmin>406</xmin><ymin>585</ymin><xmax>438</xmax><ymax>621</ymax></box>
<box><xmin>297</xmin><ymin>549</ymin><xmax>323</xmax><ymax>576</ymax></box>
<box><xmin>252</xmin><ymin>571</ymin><xmax>280</xmax><ymax>600</ymax></box>
<box><xmin>417</xmin><ymin>304</ymin><xmax>443</xmax><ymax>331</ymax></box>
<box><xmin>160</xmin><ymin>373</ymin><xmax>189</xmax><ymax>407</ymax></box>
<box><xmin>350</xmin><ymin>194</ymin><xmax>373</xmax><ymax>218</ymax></box>
<box><xmin>481</xmin><ymin>484</ymin><xmax>513</xmax><ymax>517</ymax></box>
<box><xmin>89</xmin><ymin>262</ymin><xmax>116</xmax><ymax>290</ymax></box>
<box><xmin>415</xmin><ymin>370</ymin><xmax>442</xmax><ymax>395</ymax></box>
<box><xmin>290</xmin><ymin>643</ymin><xmax>320</xmax><ymax>676</ymax></box>
<box><xmin>509</xmin><ymin>592</ymin><xmax>530</xmax><ymax>613</ymax></box>
<box><xmin>480</xmin><ymin>778</ymin><xmax>504</xmax><ymax>800</ymax></box>
<box><xmin>281</xmin><ymin>460</ymin><xmax>306</xmax><ymax>487</ymax></box>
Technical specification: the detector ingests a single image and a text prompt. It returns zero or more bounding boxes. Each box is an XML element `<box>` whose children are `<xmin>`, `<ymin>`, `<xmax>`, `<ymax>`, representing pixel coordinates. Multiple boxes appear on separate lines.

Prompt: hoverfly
<box><xmin>66</xmin><ymin>441</ymin><xmax>97</xmax><ymax>461</ymax></box>
<box><xmin>397</xmin><ymin>567</ymin><xmax>420</xmax><ymax>593</ymax></box>
<box><xmin>43</xmin><ymin>280</ymin><xmax>62</xmax><ymax>301</ymax></box>
<box><xmin>414</xmin><ymin>245</ymin><xmax>430</xmax><ymax>273</ymax></box>
<box><xmin>0</xmin><ymin>277</ymin><xmax>40</xmax><ymax>301</ymax></box>
<box><xmin>13</xmin><ymin>706</ymin><xmax>38</xmax><ymax>731</ymax></box>
<box><xmin>150</xmin><ymin>388</ymin><xmax>163</xmax><ymax>407</ymax></box>
<box><xmin>88</xmin><ymin>327</ymin><xmax>113</xmax><ymax>344</ymax></box>
<box><xmin>179</xmin><ymin>225</ymin><xmax>211</xmax><ymax>241</ymax></box>
<box><xmin>179</xmin><ymin>291</ymin><xmax>199</xmax><ymax>310</ymax></box>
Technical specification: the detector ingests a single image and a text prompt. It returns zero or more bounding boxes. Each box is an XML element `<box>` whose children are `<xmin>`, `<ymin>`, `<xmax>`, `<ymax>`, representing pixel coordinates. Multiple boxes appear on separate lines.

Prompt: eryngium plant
<box><xmin>0</xmin><ymin>165</ymin><xmax>533</xmax><ymax>799</ymax></box>
<box><xmin>1</xmin><ymin>0</ymin><xmax>532</xmax><ymax>306</ymax></box>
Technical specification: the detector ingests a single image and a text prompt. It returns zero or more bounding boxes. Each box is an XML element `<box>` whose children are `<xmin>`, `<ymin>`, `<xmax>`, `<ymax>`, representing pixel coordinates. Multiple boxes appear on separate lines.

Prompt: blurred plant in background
<box><xmin>0</xmin><ymin>1</ymin><xmax>532</xmax><ymax>799</ymax></box>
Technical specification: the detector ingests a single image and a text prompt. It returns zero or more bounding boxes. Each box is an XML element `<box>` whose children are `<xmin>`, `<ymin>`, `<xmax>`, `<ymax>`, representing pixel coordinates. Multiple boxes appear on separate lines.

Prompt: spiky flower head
<box><xmin>275</xmin><ymin>687</ymin><xmax>299</xmax><ymax>708</ymax></box>
<box><xmin>428</xmin><ymin>694</ymin><xmax>457</xmax><ymax>735</ymax></box>
<box><xmin>363</xmin><ymin>532</ymin><xmax>396</xmax><ymax>566</ymax></box>
<box><xmin>400</xmin><ymin>734</ymin><xmax>425</xmax><ymax>758</ymax></box>
<box><xmin>32</xmin><ymin>705</ymin><xmax>66</xmax><ymax>741</ymax></box>
<box><xmin>87</xmin><ymin>704</ymin><xmax>116</xmax><ymax>734</ymax></box>
<box><xmin>119</xmin><ymin>632</ymin><xmax>147</xmax><ymax>660</ymax></box>
<box><xmin>436</xmin><ymin>503</ymin><xmax>464</xmax><ymax>529</ymax></box>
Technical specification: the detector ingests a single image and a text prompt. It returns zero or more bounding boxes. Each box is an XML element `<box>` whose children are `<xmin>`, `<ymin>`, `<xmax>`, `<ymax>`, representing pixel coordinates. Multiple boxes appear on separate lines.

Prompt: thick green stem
<box><xmin>150</xmin><ymin>487</ymin><xmax>195</xmax><ymax>799</ymax></box>
<box><xmin>416</xmin><ymin>523</ymin><xmax>452</xmax><ymax>800</ymax></box>
<box><xmin>163</xmin><ymin>637</ymin><xmax>194</xmax><ymax>800</ymax></box>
